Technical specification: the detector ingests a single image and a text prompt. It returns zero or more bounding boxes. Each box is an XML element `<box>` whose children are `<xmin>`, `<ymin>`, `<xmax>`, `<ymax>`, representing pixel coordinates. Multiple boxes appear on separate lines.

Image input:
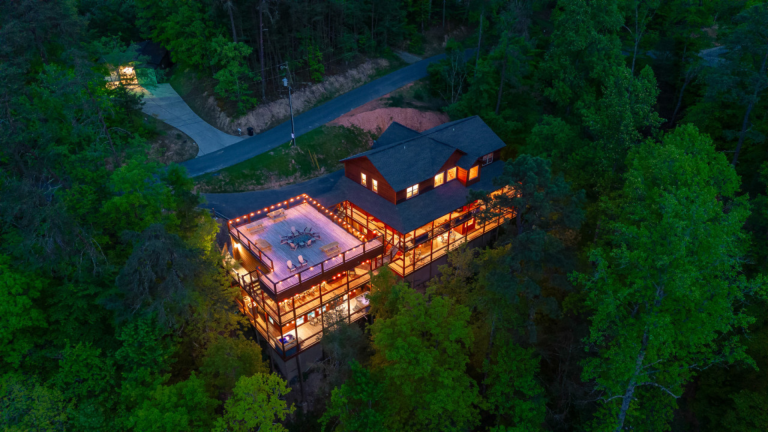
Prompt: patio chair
<box><xmin>288</xmin><ymin>242</ymin><xmax>298</xmax><ymax>251</ymax></box>
<box><xmin>304</xmin><ymin>226</ymin><xmax>312</xmax><ymax>233</ymax></box>
<box><xmin>298</xmin><ymin>255</ymin><xmax>308</xmax><ymax>267</ymax></box>
<box><xmin>306</xmin><ymin>239</ymin><xmax>313</xmax><ymax>247</ymax></box>
<box><xmin>287</xmin><ymin>260</ymin><xmax>297</xmax><ymax>272</ymax></box>
<box><xmin>291</xmin><ymin>226</ymin><xmax>299</xmax><ymax>236</ymax></box>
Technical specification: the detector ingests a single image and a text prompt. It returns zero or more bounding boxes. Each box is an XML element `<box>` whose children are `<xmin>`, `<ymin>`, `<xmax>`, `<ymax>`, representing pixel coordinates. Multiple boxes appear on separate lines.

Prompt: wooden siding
<box><xmin>437</xmin><ymin>150</ymin><xmax>465</xmax><ymax>174</ymax></box>
<box><xmin>457</xmin><ymin>167</ymin><xmax>468</xmax><ymax>186</ymax></box>
<box><xmin>466</xmin><ymin>163</ymin><xmax>482</xmax><ymax>187</ymax></box>
<box><xmin>343</xmin><ymin>157</ymin><xmax>397</xmax><ymax>204</ymax></box>
<box><xmin>394</xmin><ymin>151</ymin><xmax>466</xmax><ymax>204</ymax></box>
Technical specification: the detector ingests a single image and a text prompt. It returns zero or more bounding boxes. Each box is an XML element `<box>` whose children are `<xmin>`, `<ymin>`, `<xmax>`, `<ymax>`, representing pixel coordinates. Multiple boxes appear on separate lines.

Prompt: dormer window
<box><xmin>361</xmin><ymin>173</ymin><xmax>367</xmax><ymax>186</ymax></box>
<box><xmin>446</xmin><ymin>167</ymin><xmax>457</xmax><ymax>182</ymax></box>
<box><xmin>482</xmin><ymin>153</ymin><xmax>494</xmax><ymax>166</ymax></box>
<box><xmin>372</xmin><ymin>179</ymin><xmax>378</xmax><ymax>193</ymax></box>
<box><xmin>434</xmin><ymin>172</ymin><xmax>444</xmax><ymax>187</ymax></box>
<box><xmin>407</xmin><ymin>184</ymin><xmax>419</xmax><ymax>199</ymax></box>
<box><xmin>469</xmin><ymin>166</ymin><xmax>479</xmax><ymax>180</ymax></box>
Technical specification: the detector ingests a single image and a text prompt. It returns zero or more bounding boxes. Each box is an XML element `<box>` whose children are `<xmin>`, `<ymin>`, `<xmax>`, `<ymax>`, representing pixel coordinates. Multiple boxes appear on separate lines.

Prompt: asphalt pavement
<box><xmin>181</xmin><ymin>52</ymin><xmax>450</xmax><ymax>178</ymax></box>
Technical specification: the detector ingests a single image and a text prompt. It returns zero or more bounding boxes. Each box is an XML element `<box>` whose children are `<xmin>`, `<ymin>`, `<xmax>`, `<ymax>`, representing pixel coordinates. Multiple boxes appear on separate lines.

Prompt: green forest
<box><xmin>1</xmin><ymin>0</ymin><xmax>768</xmax><ymax>431</ymax></box>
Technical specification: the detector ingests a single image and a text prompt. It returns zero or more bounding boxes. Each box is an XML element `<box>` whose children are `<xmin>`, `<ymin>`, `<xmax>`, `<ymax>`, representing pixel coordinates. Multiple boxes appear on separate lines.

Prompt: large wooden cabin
<box><xmin>225</xmin><ymin>116</ymin><xmax>514</xmax><ymax>380</ymax></box>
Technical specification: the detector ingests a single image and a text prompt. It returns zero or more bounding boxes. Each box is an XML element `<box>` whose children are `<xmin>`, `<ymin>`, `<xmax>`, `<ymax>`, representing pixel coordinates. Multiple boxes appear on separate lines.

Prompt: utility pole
<box><xmin>258</xmin><ymin>0</ymin><xmax>265</xmax><ymax>100</ymax></box>
<box><xmin>280</xmin><ymin>64</ymin><xmax>296</xmax><ymax>147</ymax></box>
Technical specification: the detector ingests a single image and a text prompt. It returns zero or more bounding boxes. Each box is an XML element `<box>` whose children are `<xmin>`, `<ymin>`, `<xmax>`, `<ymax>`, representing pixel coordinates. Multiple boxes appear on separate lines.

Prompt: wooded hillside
<box><xmin>1</xmin><ymin>1</ymin><xmax>767</xmax><ymax>431</ymax></box>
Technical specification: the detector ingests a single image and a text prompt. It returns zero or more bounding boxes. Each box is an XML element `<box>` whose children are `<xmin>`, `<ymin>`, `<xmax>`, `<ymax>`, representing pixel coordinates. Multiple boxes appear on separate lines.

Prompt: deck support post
<box><xmin>295</xmin><ymin>354</ymin><xmax>305</xmax><ymax>402</ymax></box>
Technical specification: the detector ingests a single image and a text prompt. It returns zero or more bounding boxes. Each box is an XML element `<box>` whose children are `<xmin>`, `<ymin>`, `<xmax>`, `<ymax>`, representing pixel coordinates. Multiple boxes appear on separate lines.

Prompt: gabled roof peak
<box><xmin>341</xmin><ymin>116</ymin><xmax>505</xmax><ymax>191</ymax></box>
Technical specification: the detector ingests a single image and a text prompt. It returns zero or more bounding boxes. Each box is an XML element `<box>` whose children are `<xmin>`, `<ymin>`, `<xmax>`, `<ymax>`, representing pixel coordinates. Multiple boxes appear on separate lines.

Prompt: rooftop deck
<box><xmin>236</xmin><ymin>202</ymin><xmax>381</xmax><ymax>293</ymax></box>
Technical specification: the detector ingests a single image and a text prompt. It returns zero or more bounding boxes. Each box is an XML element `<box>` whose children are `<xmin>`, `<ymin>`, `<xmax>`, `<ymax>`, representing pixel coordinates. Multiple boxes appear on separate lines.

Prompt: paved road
<box><xmin>142</xmin><ymin>84</ymin><xmax>244</xmax><ymax>156</ymax></box>
<box><xmin>203</xmin><ymin>170</ymin><xmax>345</xmax><ymax>218</ymax></box>
<box><xmin>395</xmin><ymin>50</ymin><xmax>423</xmax><ymax>64</ymax></box>
<box><xmin>181</xmin><ymin>52</ymin><xmax>453</xmax><ymax>178</ymax></box>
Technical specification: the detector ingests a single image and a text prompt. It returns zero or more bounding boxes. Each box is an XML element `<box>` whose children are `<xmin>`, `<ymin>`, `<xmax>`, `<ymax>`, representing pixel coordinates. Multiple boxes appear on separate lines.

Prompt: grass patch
<box><xmin>384</xmin><ymin>78</ymin><xmax>446</xmax><ymax>111</ymax></box>
<box><xmin>367</xmin><ymin>51</ymin><xmax>409</xmax><ymax>80</ymax></box>
<box><xmin>195</xmin><ymin>125</ymin><xmax>373</xmax><ymax>193</ymax></box>
<box><xmin>143</xmin><ymin>116</ymin><xmax>198</xmax><ymax>165</ymax></box>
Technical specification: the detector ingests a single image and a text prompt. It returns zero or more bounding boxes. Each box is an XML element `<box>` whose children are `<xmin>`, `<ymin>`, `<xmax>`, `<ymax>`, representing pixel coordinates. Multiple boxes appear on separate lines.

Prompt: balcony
<box><xmin>229</xmin><ymin>198</ymin><xmax>384</xmax><ymax>298</ymax></box>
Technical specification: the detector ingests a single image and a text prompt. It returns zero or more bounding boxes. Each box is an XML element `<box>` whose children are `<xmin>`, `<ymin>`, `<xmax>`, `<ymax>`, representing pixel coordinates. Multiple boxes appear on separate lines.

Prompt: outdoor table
<box><xmin>281</xmin><ymin>231</ymin><xmax>320</xmax><ymax>249</ymax></box>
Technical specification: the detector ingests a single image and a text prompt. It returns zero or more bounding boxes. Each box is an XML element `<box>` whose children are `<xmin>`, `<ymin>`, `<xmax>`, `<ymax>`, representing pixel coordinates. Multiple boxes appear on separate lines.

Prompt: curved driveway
<box><xmin>143</xmin><ymin>84</ymin><xmax>245</xmax><ymax>156</ymax></box>
<box><xmin>181</xmin><ymin>52</ymin><xmax>453</xmax><ymax>178</ymax></box>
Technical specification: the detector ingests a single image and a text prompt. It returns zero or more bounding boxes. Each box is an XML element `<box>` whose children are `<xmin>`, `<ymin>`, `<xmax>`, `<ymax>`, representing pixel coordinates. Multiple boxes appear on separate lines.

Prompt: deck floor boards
<box><xmin>241</xmin><ymin>203</ymin><xmax>362</xmax><ymax>283</ymax></box>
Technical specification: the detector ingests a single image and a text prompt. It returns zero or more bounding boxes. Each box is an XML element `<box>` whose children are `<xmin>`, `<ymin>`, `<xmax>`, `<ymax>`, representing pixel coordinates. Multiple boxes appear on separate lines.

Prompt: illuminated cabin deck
<box><xmin>239</xmin><ymin>202</ymin><xmax>365</xmax><ymax>285</ymax></box>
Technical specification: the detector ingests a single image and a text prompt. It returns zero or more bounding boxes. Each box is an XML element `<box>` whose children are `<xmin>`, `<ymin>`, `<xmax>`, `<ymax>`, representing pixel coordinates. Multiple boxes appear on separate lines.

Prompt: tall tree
<box><xmin>370</xmin><ymin>286</ymin><xmax>480</xmax><ymax>431</ymax></box>
<box><xmin>130</xmin><ymin>373</ymin><xmax>219</xmax><ymax>432</ymax></box>
<box><xmin>319</xmin><ymin>361</ymin><xmax>386</xmax><ymax>432</ymax></box>
<box><xmin>575</xmin><ymin>124</ymin><xmax>766</xmax><ymax>431</ymax></box>
<box><xmin>529</xmin><ymin>65</ymin><xmax>662</xmax><ymax>193</ymax></box>
<box><xmin>213</xmin><ymin>374</ymin><xmax>294</xmax><ymax>432</ymax></box>
<box><xmin>538</xmin><ymin>0</ymin><xmax>624</xmax><ymax>111</ymax></box>
<box><xmin>210</xmin><ymin>36</ymin><xmax>259</xmax><ymax>115</ymax></box>
<box><xmin>704</xmin><ymin>4</ymin><xmax>768</xmax><ymax>166</ymax></box>
<box><xmin>221</xmin><ymin>0</ymin><xmax>238</xmax><ymax>42</ymax></box>
<box><xmin>619</xmin><ymin>0</ymin><xmax>661</xmax><ymax>75</ymax></box>
<box><xmin>483</xmin><ymin>337</ymin><xmax>546</xmax><ymax>431</ymax></box>
<box><xmin>471</xmin><ymin>155</ymin><xmax>585</xmax><ymax>343</ymax></box>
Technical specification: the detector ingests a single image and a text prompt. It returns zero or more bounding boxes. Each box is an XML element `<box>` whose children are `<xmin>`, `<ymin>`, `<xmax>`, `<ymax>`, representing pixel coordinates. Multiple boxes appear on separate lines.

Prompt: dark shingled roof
<box><xmin>341</xmin><ymin>116</ymin><xmax>505</xmax><ymax>191</ymax></box>
<box><xmin>373</xmin><ymin>122</ymin><xmax>420</xmax><ymax>149</ymax></box>
<box><xmin>319</xmin><ymin>160</ymin><xmax>505</xmax><ymax>233</ymax></box>
<box><xmin>204</xmin><ymin>162</ymin><xmax>505</xmax><ymax>235</ymax></box>
<box><xmin>204</xmin><ymin>117</ymin><xmax>508</xmax><ymax>234</ymax></box>
<box><xmin>369</xmin><ymin>138</ymin><xmax>458</xmax><ymax>192</ymax></box>
<box><xmin>136</xmin><ymin>41</ymin><xmax>168</xmax><ymax>68</ymax></box>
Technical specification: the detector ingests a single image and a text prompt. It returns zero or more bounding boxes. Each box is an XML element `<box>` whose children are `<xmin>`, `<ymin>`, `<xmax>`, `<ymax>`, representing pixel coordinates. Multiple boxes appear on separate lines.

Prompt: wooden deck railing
<box><xmin>230</xmin><ymin>226</ymin><xmax>275</xmax><ymax>270</ymax></box>
<box><xmin>255</xmin><ymin>235</ymin><xmax>383</xmax><ymax>293</ymax></box>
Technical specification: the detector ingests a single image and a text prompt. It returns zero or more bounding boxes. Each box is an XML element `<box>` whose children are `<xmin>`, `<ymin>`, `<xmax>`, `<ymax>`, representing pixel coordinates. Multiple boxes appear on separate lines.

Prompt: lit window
<box><xmin>469</xmin><ymin>166</ymin><xmax>479</xmax><ymax>180</ymax></box>
<box><xmin>446</xmin><ymin>167</ymin><xmax>457</xmax><ymax>182</ymax></box>
<box><xmin>406</xmin><ymin>184</ymin><xmax>419</xmax><ymax>199</ymax></box>
<box><xmin>361</xmin><ymin>173</ymin><xmax>367</xmax><ymax>186</ymax></box>
<box><xmin>372</xmin><ymin>179</ymin><xmax>378</xmax><ymax>193</ymax></box>
<box><xmin>482</xmin><ymin>153</ymin><xmax>494</xmax><ymax>166</ymax></box>
<box><xmin>434</xmin><ymin>172</ymin><xmax>444</xmax><ymax>187</ymax></box>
